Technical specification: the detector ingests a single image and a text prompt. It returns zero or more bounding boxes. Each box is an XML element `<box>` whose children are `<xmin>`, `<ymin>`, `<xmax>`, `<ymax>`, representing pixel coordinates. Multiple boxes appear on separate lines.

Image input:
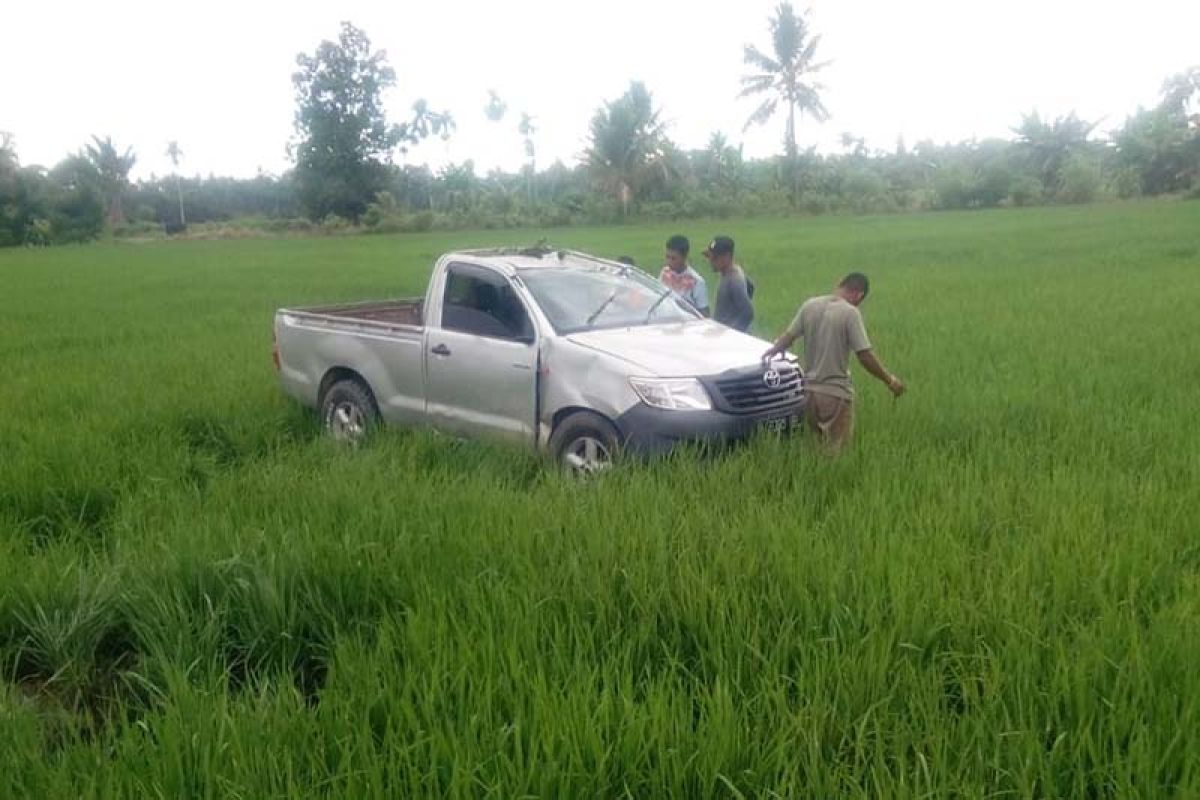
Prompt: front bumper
<box><xmin>614</xmin><ymin>399</ymin><xmax>806</xmax><ymax>456</ymax></box>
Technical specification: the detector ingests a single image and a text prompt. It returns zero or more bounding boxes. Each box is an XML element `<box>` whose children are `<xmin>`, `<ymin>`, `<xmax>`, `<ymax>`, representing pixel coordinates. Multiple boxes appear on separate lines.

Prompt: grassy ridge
<box><xmin>2</xmin><ymin>201</ymin><xmax>1199</xmax><ymax>796</ymax></box>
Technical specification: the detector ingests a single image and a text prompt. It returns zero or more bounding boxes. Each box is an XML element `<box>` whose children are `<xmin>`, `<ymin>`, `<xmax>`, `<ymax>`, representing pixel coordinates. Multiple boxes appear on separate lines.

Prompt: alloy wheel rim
<box><xmin>563</xmin><ymin>435</ymin><xmax>612</xmax><ymax>476</ymax></box>
<box><xmin>330</xmin><ymin>402</ymin><xmax>366</xmax><ymax>442</ymax></box>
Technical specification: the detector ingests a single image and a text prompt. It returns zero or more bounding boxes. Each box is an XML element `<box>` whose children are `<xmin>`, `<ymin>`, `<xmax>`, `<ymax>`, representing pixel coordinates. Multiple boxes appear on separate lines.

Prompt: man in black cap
<box><xmin>703</xmin><ymin>235</ymin><xmax>754</xmax><ymax>332</ymax></box>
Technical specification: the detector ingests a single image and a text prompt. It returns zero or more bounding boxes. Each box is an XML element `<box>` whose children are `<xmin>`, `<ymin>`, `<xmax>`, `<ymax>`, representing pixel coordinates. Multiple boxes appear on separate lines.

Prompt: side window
<box><xmin>441</xmin><ymin>265</ymin><xmax>534</xmax><ymax>341</ymax></box>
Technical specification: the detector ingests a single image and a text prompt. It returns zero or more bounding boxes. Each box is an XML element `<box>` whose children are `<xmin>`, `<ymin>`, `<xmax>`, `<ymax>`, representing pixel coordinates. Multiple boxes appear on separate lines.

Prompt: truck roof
<box><xmin>449</xmin><ymin>247</ymin><xmax>634</xmax><ymax>277</ymax></box>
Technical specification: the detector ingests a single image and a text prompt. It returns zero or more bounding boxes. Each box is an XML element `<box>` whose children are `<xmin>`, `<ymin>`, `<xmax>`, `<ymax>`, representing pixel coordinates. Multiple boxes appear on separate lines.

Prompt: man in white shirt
<box><xmin>658</xmin><ymin>235</ymin><xmax>709</xmax><ymax>316</ymax></box>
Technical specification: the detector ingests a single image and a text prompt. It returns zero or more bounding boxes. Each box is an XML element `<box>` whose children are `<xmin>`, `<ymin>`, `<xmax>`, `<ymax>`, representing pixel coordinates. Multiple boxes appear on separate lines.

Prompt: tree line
<box><xmin>2</xmin><ymin>7</ymin><xmax>1197</xmax><ymax>247</ymax></box>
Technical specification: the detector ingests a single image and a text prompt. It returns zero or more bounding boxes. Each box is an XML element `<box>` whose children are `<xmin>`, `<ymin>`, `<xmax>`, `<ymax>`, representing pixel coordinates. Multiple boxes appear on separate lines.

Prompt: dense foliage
<box><xmin>290</xmin><ymin>23</ymin><xmax>453</xmax><ymax>222</ymax></box>
<box><xmin>1</xmin><ymin>43</ymin><xmax>1196</xmax><ymax>248</ymax></box>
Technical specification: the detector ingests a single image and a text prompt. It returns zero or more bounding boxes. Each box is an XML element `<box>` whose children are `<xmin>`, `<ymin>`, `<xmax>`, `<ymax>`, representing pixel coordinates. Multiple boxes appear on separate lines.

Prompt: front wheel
<box><xmin>548</xmin><ymin>411</ymin><xmax>621</xmax><ymax>477</ymax></box>
<box><xmin>320</xmin><ymin>379</ymin><xmax>379</xmax><ymax>445</ymax></box>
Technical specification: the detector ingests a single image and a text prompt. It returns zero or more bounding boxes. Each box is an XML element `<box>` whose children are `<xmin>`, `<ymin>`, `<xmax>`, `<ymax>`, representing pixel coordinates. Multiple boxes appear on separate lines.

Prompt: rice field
<box><xmin>2</xmin><ymin>200</ymin><xmax>1199</xmax><ymax>797</ymax></box>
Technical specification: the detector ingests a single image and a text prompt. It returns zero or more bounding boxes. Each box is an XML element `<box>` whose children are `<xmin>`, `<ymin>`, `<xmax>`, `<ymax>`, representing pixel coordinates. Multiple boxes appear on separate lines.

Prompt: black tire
<box><xmin>320</xmin><ymin>379</ymin><xmax>380</xmax><ymax>444</ymax></box>
<box><xmin>549</xmin><ymin>411</ymin><xmax>621</xmax><ymax>476</ymax></box>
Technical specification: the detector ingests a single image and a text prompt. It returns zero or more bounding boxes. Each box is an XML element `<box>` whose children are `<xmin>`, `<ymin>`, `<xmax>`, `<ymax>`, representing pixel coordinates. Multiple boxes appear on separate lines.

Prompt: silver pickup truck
<box><xmin>273</xmin><ymin>247</ymin><xmax>804</xmax><ymax>473</ymax></box>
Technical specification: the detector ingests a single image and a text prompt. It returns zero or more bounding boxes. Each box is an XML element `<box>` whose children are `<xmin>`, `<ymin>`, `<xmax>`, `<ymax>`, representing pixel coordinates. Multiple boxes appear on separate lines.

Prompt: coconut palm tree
<box><xmin>484</xmin><ymin>90</ymin><xmax>508</xmax><ymax>122</ymax></box>
<box><xmin>84</xmin><ymin>135</ymin><xmax>136</xmax><ymax>227</ymax></box>
<box><xmin>403</xmin><ymin>100</ymin><xmax>455</xmax><ymax>154</ymax></box>
<box><xmin>584</xmin><ymin>81</ymin><xmax>673</xmax><ymax>217</ymax></box>
<box><xmin>518</xmin><ymin>112</ymin><xmax>537</xmax><ymax>202</ymax></box>
<box><xmin>740</xmin><ymin>3</ymin><xmax>829</xmax><ymax>204</ymax></box>
<box><xmin>165</xmin><ymin>140</ymin><xmax>186</xmax><ymax>226</ymax></box>
<box><xmin>702</xmin><ymin>132</ymin><xmax>746</xmax><ymax>194</ymax></box>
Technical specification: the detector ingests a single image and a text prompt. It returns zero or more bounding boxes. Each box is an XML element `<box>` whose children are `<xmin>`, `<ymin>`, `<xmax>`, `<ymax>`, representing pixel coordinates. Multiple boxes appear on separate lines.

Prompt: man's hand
<box><xmin>856</xmin><ymin>349</ymin><xmax>905</xmax><ymax>397</ymax></box>
<box><xmin>762</xmin><ymin>332</ymin><xmax>795</xmax><ymax>363</ymax></box>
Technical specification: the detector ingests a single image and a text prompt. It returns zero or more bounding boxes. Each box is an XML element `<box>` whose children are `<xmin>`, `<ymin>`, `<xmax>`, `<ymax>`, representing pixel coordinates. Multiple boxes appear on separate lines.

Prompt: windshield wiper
<box><xmin>586</xmin><ymin>289</ymin><xmax>619</xmax><ymax>326</ymax></box>
<box><xmin>643</xmin><ymin>288</ymin><xmax>673</xmax><ymax>324</ymax></box>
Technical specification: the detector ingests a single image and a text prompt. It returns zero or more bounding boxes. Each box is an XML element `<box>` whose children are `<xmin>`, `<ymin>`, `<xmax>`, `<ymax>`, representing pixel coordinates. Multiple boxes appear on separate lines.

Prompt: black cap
<box><xmin>703</xmin><ymin>236</ymin><xmax>734</xmax><ymax>257</ymax></box>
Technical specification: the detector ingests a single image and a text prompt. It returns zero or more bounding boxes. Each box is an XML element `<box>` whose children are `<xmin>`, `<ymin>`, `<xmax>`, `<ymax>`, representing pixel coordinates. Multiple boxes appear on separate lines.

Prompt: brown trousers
<box><xmin>804</xmin><ymin>392</ymin><xmax>855</xmax><ymax>452</ymax></box>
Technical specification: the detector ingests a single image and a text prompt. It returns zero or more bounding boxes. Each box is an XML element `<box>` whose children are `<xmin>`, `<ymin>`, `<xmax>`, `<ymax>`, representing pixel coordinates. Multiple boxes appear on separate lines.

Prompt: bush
<box><xmin>362</xmin><ymin>191</ymin><xmax>398</xmax><ymax>229</ymax></box>
<box><xmin>410</xmin><ymin>211</ymin><xmax>435</xmax><ymax>232</ymax></box>
<box><xmin>46</xmin><ymin>187</ymin><xmax>105</xmax><ymax>245</ymax></box>
<box><xmin>1009</xmin><ymin>176</ymin><xmax>1043</xmax><ymax>207</ymax></box>
<box><xmin>933</xmin><ymin>168</ymin><xmax>974</xmax><ymax>210</ymax></box>
<box><xmin>1058</xmin><ymin>154</ymin><xmax>1103</xmax><ymax>204</ymax></box>
<box><xmin>537</xmin><ymin>206</ymin><xmax>574</xmax><ymax>228</ymax></box>
<box><xmin>363</xmin><ymin>187</ymin><xmax>438</xmax><ymax>235</ymax></box>
<box><xmin>975</xmin><ymin>164</ymin><xmax>1013</xmax><ymax>208</ymax></box>
<box><xmin>1109</xmin><ymin>167</ymin><xmax>1143</xmax><ymax>200</ymax></box>
<box><xmin>798</xmin><ymin>192</ymin><xmax>835</xmax><ymax>215</ymax></box>
<box><xmin>319</xmin><ymin>214</ymin><xmax>353</xmax><ymax>234</ymax></box>
<box><xmin>842</xmin><ymin>169</ymin><xmax>891</xmax><ymax>214</ymax></box>
<box><xmin>25</xmin><ymin>218</ymin><xmax>51</xmax><ymax>246</ymax></box>
<box><xmin>112</xmin><ymin>221</ymin><xmax>164</xmax><ymax>239</ymax></box>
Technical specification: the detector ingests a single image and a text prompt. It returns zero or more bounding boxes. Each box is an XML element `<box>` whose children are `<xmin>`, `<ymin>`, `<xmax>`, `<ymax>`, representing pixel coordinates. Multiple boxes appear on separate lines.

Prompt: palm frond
<box><xmin>738</xmin><ymin>75</ymin><xmax>777</xmax><ymax>98</ymax></box>
<box><xmin>796</xmin><ymin>35</ymin><xmax>824</xmax><ymax>69</ymax></box>
<box><xmin>742</xmin><ymin>45</ymin><xmax>780</xmax><ymax>75</ymax></box>
<box><xmin>796</xmin><ymin>87</ymin><xmax>830</xmax><ymax>123</ymax></box>
<box><xmin>743</xmin><ymin>97</ymin><xmax>778</xmax><ymax>132</ymax></box>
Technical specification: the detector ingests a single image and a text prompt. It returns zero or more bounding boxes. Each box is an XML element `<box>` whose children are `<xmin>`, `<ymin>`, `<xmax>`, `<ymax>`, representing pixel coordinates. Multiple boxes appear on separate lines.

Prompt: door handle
<box><xmin>431</xmin><ymin>343</ymin><xmax>451</xmax><ymax>356</ymax></box>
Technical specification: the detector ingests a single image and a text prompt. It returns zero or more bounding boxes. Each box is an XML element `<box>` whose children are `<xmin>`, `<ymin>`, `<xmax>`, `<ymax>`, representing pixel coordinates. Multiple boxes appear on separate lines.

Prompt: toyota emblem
<box><xmin>762</xmin><ymin>369</ymin><xmax>781</xmax><ymax>389</ymax></box>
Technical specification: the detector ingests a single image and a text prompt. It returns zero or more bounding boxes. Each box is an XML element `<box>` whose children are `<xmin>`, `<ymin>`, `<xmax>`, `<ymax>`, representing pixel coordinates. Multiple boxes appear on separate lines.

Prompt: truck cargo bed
<box><xmin>297</xmin><ymin>299</ymin><xmax>423</xmax><ymax>327</ymax></box>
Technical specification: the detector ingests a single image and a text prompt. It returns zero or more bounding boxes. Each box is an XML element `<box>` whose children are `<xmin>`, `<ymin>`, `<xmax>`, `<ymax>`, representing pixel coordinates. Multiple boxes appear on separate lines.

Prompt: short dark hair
<box><xmin>839</xmin><ymin>272</ymin><xmax>870</xmax><ymax>297</ymax></box>
<box><xmin>665</xmin><ymin>235</ymin><xmax>689</xmax><ymax>256</ymax></box>
<box><xmin>616</xmin><ymin>255</ymin><xmax>636</xmax><ymax>266</ymax></box>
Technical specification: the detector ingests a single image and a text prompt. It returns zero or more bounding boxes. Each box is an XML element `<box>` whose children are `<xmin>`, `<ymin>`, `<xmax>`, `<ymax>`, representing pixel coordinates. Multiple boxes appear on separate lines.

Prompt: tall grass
<box><xmin>2</xmin><ymin>200</ymin><xmax>1199</xmax><ymax>796</ymax></box>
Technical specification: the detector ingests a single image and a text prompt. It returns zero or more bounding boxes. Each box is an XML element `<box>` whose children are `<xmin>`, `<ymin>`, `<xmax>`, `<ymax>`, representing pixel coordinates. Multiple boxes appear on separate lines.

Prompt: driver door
<box><xmin>425</xmin><ymin>263</ymin><xmax>539</xmax><ymax>446</ymax></box>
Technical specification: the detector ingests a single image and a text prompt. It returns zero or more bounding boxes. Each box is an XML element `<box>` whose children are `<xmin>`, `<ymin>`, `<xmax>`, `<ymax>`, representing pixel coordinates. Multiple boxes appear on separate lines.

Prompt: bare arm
<box><xmin>856</xmin><ymin>349</ymin><xmax>905</xmax><ymax>397</ymax></box>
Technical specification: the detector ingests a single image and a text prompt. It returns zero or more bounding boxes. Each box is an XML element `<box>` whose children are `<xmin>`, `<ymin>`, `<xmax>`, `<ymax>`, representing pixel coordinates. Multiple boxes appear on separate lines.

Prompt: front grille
<box><xmin>711</xmin><ymin>365</ymin><xmax>803</xmax><ymax>414</ymax></box>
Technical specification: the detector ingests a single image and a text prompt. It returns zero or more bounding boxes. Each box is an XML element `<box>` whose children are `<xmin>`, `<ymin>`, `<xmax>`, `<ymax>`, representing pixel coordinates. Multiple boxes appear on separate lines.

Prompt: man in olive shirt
<box><xmin>703</xmin><ymin>235</ymin><xmax>754</xmax><ymax>332</ymax></box>
<box><xmin>761</xmin><ymin>272</ymin><xmax>905</xmax><ymax>451</ymax></box>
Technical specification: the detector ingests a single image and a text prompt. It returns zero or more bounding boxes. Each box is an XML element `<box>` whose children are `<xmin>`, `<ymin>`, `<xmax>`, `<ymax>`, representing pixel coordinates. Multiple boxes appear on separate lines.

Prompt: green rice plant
<box><xmin>1</xmin><ymin>199</ymin><xmax>1198</xmax><ymax>796</ymax></box>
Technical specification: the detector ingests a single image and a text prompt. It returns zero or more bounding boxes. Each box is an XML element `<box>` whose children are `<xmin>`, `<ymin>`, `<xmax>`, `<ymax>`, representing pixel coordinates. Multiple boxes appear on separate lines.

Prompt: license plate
<box><xmin>761</xmin><ymin>415</ymin><xmax>795</xmax><ymax>434</ymax></box>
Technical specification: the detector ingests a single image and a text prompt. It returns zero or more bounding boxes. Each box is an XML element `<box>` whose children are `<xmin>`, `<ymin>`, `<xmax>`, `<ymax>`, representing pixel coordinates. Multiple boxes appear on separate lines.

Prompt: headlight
<box><xmin>629</xmin><ymin>377</ymin><xmax>712</xmax><ymax>411</ymax></box>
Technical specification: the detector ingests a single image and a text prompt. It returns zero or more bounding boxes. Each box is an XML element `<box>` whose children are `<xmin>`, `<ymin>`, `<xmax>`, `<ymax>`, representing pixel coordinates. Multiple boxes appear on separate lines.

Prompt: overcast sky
<box><xmin>3</xmin><ymin>0</ymin><xmax>1196</xmax><ymax>180</ymax></box>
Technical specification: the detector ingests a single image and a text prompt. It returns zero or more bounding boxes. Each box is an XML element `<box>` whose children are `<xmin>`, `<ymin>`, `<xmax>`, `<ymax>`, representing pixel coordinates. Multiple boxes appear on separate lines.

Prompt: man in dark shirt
<box><xmin>703</xmin><ymin>236</ymin><xmax>754</xmax><ymax>332</ymax></box>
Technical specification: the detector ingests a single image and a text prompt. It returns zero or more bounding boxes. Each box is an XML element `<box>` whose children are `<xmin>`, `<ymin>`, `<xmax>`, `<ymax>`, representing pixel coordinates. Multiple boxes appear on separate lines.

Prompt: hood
<box><xmin>565</xmin><ymin>320</ymin><xmax>774</xmax><ymax>377</ymax></box>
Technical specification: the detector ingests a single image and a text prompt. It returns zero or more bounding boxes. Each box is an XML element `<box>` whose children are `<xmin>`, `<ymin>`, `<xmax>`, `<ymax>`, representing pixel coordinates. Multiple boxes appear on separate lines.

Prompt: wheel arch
<box><xmin>549</xmin><ymin>405</ymin><xmax>622</xmax><ymax>440</ymax></box>
<box><xmin>318</xmin><ymin>366</ymin><xmax>376</xmax><ymax>408</ymax></box>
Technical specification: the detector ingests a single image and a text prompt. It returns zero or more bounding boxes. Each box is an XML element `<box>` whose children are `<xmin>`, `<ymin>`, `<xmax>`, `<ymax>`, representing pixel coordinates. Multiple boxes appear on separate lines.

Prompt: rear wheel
<box><xmin>549</xmin><ymin>411</ymin><xmax>621</xmax><ymax>477</ymax></box>
<box><xmin>320</xmin><ymin>379</ymin><xmax>379</xmax><ymax>445</ymax></box>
